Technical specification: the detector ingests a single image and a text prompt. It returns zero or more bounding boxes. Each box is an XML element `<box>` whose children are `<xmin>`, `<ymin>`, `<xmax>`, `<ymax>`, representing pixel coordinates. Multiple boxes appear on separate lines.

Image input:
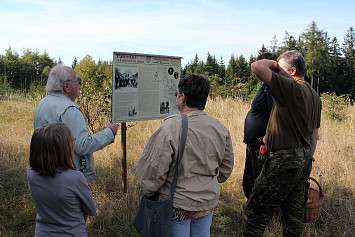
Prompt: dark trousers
<box><xmin>242</xmin><ymin>147</ymin><xmax>313</xmax><ymax>237</ymax></box>
<box><xmin>243</xmin><ymin>145</ymin><xmax>263</xmax><ymax>199</ymax></box>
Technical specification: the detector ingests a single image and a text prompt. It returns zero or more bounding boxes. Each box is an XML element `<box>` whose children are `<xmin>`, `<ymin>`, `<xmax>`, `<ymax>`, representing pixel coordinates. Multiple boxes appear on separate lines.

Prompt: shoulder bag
<box><xmin>133</xmin><ymin>113</ymin><xmax>188</xmax><ymax>237</ymax></box>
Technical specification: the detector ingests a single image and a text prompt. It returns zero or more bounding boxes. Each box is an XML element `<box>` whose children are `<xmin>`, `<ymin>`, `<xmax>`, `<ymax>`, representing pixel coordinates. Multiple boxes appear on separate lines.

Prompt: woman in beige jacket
<box><xmin>137</xmin><ymin>74</ymin><xmax>234</xmax><ymax>237</ymax></box>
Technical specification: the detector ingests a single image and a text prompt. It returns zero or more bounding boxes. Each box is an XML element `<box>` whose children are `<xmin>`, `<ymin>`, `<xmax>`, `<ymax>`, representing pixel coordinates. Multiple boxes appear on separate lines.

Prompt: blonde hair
<box><xmin>30</xmin><ymin>123</ymin><xmax>77</xmax><ymax>177</ymax></box>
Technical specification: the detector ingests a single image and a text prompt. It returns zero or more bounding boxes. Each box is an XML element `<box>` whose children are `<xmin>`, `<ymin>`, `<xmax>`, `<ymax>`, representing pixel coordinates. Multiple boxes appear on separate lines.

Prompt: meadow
<box><xmin>0</xmin><ymin>92</ymin><xmax>354</xmax><ymax>236</ymax></box>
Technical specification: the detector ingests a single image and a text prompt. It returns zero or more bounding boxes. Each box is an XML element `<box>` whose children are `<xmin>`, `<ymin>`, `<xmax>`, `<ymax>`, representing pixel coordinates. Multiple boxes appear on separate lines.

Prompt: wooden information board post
<box><xmin>121</xmin><ymin>122</ymin><xmax>127</xmax><ymax>192</ymax></box>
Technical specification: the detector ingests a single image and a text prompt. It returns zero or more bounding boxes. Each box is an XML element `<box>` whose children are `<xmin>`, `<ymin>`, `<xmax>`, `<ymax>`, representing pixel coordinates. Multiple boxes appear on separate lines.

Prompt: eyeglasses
<box><xmin>175</xmin><ymin>92</ymin><xmax>182</xmax><ymax>97</ymax></box>
<box><xmin>65</xmin><ymin>77</ymin><xmax>82</xmax><ymax>86</ymax></box>
<box><xmin>73</xmin><ymin>77</ymin><xmax>82</xmax><ymax>85</ymax></box>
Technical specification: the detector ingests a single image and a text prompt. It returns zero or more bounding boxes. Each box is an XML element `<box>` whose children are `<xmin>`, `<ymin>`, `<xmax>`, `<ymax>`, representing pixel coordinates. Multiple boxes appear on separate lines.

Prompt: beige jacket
<box><xmin>137</xmin><ymin>111</ymin><xmax>234</xmax><ymax>211</ymax></box>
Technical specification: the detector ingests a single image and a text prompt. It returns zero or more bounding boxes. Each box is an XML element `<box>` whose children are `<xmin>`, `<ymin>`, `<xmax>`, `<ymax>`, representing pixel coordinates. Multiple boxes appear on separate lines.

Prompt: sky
<box><xmin>1</xmin><ymin>0</ymin><xmax>354</xmax><ymax>67</ymax></box>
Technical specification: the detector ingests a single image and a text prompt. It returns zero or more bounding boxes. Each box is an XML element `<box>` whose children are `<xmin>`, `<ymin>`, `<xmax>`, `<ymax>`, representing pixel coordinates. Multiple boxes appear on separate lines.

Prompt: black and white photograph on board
<box><xmin>160</xmin><ymin>101</ymin><xmax>170</xmax><ymax>114</ymax></box>
<box><xmin>114</xmin><ymin>66</ymin><xmax>138</xmax><ymax>91</ymax></box>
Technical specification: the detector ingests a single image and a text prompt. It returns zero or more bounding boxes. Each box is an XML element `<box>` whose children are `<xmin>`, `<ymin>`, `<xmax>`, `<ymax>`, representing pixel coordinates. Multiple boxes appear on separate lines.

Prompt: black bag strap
<box><xmin>169</xmin><ymin>113</ymin><xmax>188</xmax><ymax>200</ymax></box>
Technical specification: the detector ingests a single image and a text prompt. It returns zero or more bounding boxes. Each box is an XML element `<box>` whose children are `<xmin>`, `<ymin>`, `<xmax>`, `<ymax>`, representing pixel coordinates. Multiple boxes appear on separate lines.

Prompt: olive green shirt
<box><xmin>265</xmin><ymin>72</ymin><xmax>322</xmax><ymax>152</ymax></box>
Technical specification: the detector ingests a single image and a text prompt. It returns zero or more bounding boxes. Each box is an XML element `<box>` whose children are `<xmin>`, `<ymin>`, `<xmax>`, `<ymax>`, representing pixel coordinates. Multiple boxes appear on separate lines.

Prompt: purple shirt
<box><xmin>27</xmin><ymin>166</ymin><xmax>97</xmax><ymax>236</ymax></box>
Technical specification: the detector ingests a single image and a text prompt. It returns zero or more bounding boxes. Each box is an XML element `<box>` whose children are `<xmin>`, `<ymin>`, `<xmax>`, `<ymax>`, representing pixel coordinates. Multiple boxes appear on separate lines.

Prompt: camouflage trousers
<box><xmin>242</xmin><ymin>147</ymin><xmax>313</xmax><ymax>237</ymax></box>
<box><xmin>243</xmin><ymin>145</ymin><xmax>263</xmax><ymax>199</ymax></box>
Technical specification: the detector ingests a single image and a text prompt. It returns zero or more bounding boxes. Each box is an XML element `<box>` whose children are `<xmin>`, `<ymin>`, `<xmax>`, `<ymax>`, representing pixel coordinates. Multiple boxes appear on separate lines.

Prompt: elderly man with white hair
<box><xmin>34</xmin><ymin>64</ymin><xmax>118</xmax><ymax>182</ymax></box>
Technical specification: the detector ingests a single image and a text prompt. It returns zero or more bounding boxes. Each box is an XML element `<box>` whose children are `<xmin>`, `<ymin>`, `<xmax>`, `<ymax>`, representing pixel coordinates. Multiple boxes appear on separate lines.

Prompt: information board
<box><xmin>112</xmin><ymin>52</ymin><xmax>182</xmax><ymax>123</ymax></box>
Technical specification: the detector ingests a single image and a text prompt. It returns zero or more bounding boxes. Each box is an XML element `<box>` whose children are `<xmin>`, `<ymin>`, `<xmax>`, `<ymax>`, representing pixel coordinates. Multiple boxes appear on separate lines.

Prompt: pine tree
<box><xmin>235</xmin><ymin>55</ymin><xmax>249</xmax><ymax>83</ymax></box>
<box><xmin>258</xmin><ymin>44</ymin><xmax>267</xmax><ymax>54</ymax></box>
<box><xmin>280</xmin><ymin>32</ymin><xmax>298</xmax><ymax>54</ymax></box>
<box><xmin>327</xmin><ymin>37</ymin><xmax>344</xmax><ymax>93</ymax></box>
<box><xmin>225</xmin><ymin>55</ymin><xmax>237</xmax><ymax>86</ymax></box>
<box><xmin>218</xmin><ymin>56</ymin><xmax>226</xmax><ymax>79</ymax></box>
<box><xmin>204</xmin><ymin>52</ymin><xmax>219</xmax><ymax>76</ymax></box>
<box><xmin>300</xmin><ymin>21</ymin><xmax>329</xmax><ymax>93</ymax></box>
<box><xmin>270</xmin><ymin>34</ymin><xmax>279</xmax><ymax>54</ymax></box>
<box><xmin>72</xmin><ymin>57</ymin><xmax>78</xmax><ymax>69</ymax></box>
<box><xmin>342</xmin><ymin>26</ymin><xmax>355</xmax><ymax>97</ymax></box>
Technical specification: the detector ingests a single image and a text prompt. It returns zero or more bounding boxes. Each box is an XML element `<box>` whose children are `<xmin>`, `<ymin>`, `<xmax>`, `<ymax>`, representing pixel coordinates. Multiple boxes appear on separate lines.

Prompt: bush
<box><xmin>321</xmin><ymin>92</ymin><xmax>352</xmax><ymax>121</ymax></box>
<box><xmin>27</xmin><ymin>82</ymin><xmax>46</xmax><ymax>100</ymax></box>
<box><xmin>75</xmin><ymin>56</ymin><xmax>112</xmax><ymax>134</ymax></box>
<box><xmin>0</xmin><ymin>77</ymin><xmax>13</xmax><ymax>97</ymax></box>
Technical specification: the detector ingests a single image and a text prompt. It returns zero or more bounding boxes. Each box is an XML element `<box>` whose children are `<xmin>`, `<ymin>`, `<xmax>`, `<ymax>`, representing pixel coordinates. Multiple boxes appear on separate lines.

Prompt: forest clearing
<box><xmin>0</xmin><ymin>91</ymin><xmax>353</xmax><ymax>236</ymax></box>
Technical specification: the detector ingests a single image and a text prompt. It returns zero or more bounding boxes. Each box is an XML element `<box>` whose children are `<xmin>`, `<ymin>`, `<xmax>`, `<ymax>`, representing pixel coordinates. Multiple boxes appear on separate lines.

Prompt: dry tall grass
<box><xmin>0</xmin><ymin>93</ymin><xmax>354</xmax><ymax>236</ymax></box>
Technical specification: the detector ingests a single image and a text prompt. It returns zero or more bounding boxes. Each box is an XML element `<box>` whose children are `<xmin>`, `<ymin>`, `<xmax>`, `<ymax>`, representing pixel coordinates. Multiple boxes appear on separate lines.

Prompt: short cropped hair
<box><xmin>46</xmin><ymin>64</ymin><xmax>73</xmax><ymax>93</ymax></box>
<box><xmin>178</xmin><ymin>74</ymin><xmax>210</xmax><ymax>110</ymax></box>
<box><xmin>29</xmin><ymin>123</ymin><xmax>76</xmax><ymax>177</ymax></box>
<box><xmin>278</xmin><ymin>50</ymin><xmax>306</xmax><ymax>77</ymax></box>
<box><xmin>257</xmin><ymin>52</ymin><xmax>278</xmax><ymax>61</ymax></box>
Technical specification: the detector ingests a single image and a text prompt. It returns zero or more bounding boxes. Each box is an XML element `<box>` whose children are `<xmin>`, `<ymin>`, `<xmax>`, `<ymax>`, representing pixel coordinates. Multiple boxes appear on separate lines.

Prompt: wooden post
<box><xmin>121</xmin><ymin>122</ymin><xmax>127</xmax><ymax>192</ymax></box>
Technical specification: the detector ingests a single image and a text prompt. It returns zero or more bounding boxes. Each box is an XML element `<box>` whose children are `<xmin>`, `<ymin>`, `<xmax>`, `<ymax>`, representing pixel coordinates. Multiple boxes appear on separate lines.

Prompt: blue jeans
<box><xmin>172</xmin><ymin>212</ymin><xmax>213</xmax><ymax>237</ymax></box>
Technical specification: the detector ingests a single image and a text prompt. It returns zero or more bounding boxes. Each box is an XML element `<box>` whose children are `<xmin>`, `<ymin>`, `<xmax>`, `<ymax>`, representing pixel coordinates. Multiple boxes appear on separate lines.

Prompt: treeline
<box><xmin>0</xmin><ymin>48</ymin><xmax>56</xmax><ymax>91</ymax></box>
<box><xmin>0</xmin><ymin>21</ymin><xmax>354</xmax><ymax>99</ymax></box>
<box><xmin>182</xmin><ymin>22</ymin><xmax>355</xmax><ymax>99</ymax></box>
<box><xmin>0</xmin><ymin>51</ymin><xmax>113</xmax><ymax>133</ymax></box>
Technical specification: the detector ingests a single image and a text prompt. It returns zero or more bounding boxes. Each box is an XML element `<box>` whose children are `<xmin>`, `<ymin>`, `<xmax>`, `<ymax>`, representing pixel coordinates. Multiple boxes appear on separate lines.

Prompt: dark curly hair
<box><xmin>178</xmin><ymin>74</ymin><xmax>210</xmax><ymax>110</ymax></box>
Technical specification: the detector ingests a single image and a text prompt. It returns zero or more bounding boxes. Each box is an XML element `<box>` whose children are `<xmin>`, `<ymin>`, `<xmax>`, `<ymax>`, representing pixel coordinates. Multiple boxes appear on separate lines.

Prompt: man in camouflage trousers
<box><xmin>242</xmin><ymin>50</ymin><xmax>322</xmax><ymax>237</ymax></box>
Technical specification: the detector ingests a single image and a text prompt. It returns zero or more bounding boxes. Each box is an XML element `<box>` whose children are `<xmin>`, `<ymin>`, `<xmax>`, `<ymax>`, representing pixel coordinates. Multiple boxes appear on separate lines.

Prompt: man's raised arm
<box><xmin>251</xmin><ymin>59</ymin><xmax>278</xmax><ymax>85</ymax></box>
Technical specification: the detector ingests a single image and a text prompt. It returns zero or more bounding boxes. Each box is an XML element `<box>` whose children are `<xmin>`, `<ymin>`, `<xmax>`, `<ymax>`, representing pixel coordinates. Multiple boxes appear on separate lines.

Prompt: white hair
<box><xmin>46</xmin><ymin>64</ymin><xmax>74</xmax><ymax>93</ymax></box>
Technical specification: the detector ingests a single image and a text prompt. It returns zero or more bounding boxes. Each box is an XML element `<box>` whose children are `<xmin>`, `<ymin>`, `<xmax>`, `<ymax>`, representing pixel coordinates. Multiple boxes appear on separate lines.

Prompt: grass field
<box><xmin>0</xmin><ymin>92</ymin><xmax>354</xmax><ymax>236</ymax></box>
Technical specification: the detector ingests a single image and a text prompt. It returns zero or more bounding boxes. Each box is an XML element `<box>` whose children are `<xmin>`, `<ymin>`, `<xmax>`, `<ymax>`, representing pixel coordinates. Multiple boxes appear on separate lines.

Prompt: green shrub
<box><xmin>75</xmin><ymin>56</ymin><xmax>112</xmax><ymax>134</ymax></box>
<box><xmin>321</xmin><ymin>92</ymin><xmax>351</xmax><ymax>121</ymax></box>
<box><xmin>0</xmin><ymin>77</ymin><xmax>13</xmax><ymax>97</ymax></box>
<box><xmin>27</xmin><ymin>82</ymin><xmax>46</xmax><ymax>100</ymax></box>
